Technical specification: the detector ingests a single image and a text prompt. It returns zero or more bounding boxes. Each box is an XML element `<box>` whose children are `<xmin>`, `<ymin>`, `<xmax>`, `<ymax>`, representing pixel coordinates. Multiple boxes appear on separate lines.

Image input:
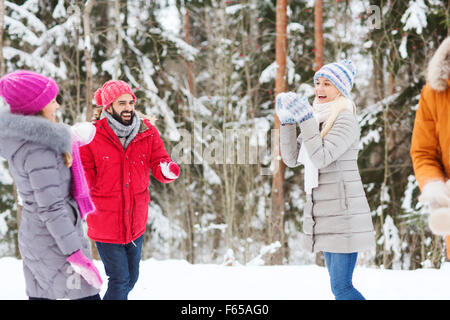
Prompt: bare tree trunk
<box><xmin>184</xmin><ymin>7</ymin><xmax>195</xmax><ymax>96</ymax></box>
<box><xmin>271</xmin><ymin>0</ymin><xmax>288</xmax><ymax>265</ymax></box>
<box><xmin>242</xmin><ymin>0</ymin><xmax>260</xmax><ymax>119</ymax></box>
<box><xmin>313</xmin><ymin>1</ymin><xmax>325</xmax><ymax>266</ymax></box>
<box><xmin>314</xmin><ymin>0</ymin><xmax>324</xmax><ymax>71</ymax></box>
<box><xmin>75</xmin><ymin>29</ymin><xmax>81</xmax><ymax>119</ymax></box>
<box><xmin>314</xmin><ymin>0</ymin><xmax>325</xmax><ymax>266</ymax></box>
<box><xmin>376</xmin><ymin>53</ymin><xmax>390</xmax><ymax>268</ymax></box>
<box><xmin>113</xmin><ymin>0</ymin><xmax>123</xmax><ymax>80</ymax></box>
<box><xmin>84</xmin><ymin>0</ymin><xmax>100</xmax><ymax>259</ymax></box>
<box><xmin>183</xmin><ymin>6</ymin><xmax>196</xmax><ymax>263</ymax></box>
<box><xmin>0</xmin><ymin>0</ymin><xmax>5</xmax><ymax>75</ymax></box>
<box><xmin>83</xmin><ymin>0</ymin><xmax>95</xmax><ymax>121</ymax></box>
<box><xmin>373</xmin><ymin>53</ymin><xmax>385</xmax><ymax>101</ymax></box>
<box><xmin>185</xmin><ymin>168</ymin><xmax>195</xmax><ymax>263</ymax></box>
<box><xmin>446</xmin><ymin>237</ymin><xmax>450</xmax><ymax>261</ymax></box>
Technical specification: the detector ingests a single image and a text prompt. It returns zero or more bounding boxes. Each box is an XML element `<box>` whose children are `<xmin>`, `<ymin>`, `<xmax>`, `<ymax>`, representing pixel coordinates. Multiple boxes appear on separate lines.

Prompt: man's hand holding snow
<box><xmin>160</xmin><ymin>161</ymin><xmax>180</xmax><ymax>180</ymax></box>
<box><xmin>71</xmin><ymin>122</ymin><xmax>96</xmax><ymax>146</ymax></box>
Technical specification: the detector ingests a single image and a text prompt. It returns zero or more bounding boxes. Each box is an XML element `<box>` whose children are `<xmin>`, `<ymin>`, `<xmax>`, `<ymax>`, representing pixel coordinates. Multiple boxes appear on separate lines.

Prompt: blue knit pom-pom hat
<box><xmin>313</xmin><ymin>59</ymin><xmax>356</xmax><ymax>98</ymax></box>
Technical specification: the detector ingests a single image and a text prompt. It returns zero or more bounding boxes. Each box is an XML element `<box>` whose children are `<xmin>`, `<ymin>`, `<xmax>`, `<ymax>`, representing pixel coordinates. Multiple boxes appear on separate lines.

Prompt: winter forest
<box><xmin>0</xmin><ymin>0</ymin><xmax>448</xmax><ymax>272</ymax></box>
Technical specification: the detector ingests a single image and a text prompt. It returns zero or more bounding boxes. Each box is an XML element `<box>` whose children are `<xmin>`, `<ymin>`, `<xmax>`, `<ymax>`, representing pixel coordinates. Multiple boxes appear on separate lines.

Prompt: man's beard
<box><xmin>111</xmin><ymin>108</ymin><xmax>134</xmax><ymax>126</ymax></box>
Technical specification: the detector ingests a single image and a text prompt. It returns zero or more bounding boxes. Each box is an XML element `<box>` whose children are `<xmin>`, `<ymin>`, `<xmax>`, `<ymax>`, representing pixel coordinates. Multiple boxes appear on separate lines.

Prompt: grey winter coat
<box><xmin>280</xmin><ymin>110</ymin><xmax>375</xmax><ymax>253</ymax></box>
<box><xmin>0</xmin><ymin>110</ymin><xmax>99</xmax><ymax>299</ymax></box>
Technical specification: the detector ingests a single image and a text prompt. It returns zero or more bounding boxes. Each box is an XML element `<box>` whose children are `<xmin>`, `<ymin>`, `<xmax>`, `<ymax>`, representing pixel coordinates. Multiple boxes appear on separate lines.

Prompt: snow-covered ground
<box><xmin>1</xmin><ymin>257</ymin><xmax>450</xmax><ymax>300</ymax></box>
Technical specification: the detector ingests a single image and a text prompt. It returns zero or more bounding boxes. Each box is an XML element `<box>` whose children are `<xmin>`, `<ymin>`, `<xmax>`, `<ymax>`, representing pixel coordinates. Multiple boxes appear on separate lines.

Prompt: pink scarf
<box><xmin>70</xmin><ymin>123</ymin><xmax>96</xmax><ymax>220</ymax></box>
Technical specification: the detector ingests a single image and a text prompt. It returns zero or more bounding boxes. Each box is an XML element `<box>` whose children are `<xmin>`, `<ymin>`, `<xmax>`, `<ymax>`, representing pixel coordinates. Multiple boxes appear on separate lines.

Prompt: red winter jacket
<box><xmin>80</xmin><ymin>117</ymin><xmax>175</xmax><ymax>244</ymax></box>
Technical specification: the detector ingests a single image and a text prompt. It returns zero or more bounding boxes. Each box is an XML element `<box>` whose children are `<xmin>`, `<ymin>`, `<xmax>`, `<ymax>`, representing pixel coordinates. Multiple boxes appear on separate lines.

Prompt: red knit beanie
<box><xmin>94</xmin><ymin>80</ymin><xmax>136</xmax><ymax>109</ymax></box>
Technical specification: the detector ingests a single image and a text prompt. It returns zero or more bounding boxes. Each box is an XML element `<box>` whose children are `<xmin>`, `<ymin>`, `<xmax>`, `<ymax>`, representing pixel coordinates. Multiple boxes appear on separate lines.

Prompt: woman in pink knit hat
<box><xmin>0</xmin><ymin>70</ymin><xmax>102</xmax><ymax>300</ymax></box>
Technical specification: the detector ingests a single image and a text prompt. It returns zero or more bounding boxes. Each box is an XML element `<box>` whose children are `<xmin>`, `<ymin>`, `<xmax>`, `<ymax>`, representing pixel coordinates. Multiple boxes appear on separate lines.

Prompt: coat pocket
<box><xmin>131</xmin><ymin>191</ymin><xmax>150</xmax><ymax>236</ymax></box>
<box><xmin>66</xmin><ymin>201</ymin><xmax>79</xmax><ymax>227</ymax></box>
<box><xmin>87</xmin><ymin>195</ymin><xmax>121</xmax><ymax>240</ymax></box>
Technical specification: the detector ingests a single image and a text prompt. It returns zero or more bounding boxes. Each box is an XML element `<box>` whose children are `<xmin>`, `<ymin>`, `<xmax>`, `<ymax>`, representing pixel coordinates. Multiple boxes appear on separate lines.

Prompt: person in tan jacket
<box><xmin>410</xmin><ymin>36</ymin><xmax>450</xmax><ymax>255</ymax></box>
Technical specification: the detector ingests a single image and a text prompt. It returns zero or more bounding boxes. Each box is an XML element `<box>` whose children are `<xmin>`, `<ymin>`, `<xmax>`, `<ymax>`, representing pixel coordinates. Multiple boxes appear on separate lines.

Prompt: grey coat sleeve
<box><xmin>299</xmin><ymin>111</ymin><xmax>359</xmax><ymax>169</ymax></box>
<box><xmin>23</xmin><ymin>147</ymin><xmax>82</xmax><ymax>255</ymax></box>
<box><xmin>279</xmin><ymin>124</ymin><xmax>303</xmax><ymax>168</ymax></box>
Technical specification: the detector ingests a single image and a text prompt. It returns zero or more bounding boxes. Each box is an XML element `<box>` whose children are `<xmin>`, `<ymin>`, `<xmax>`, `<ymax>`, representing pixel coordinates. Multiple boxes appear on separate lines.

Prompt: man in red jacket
<box><xmin>80</xmin><ymin>80</ymin><xmax>180</xmax><ymax>300</ymax></box>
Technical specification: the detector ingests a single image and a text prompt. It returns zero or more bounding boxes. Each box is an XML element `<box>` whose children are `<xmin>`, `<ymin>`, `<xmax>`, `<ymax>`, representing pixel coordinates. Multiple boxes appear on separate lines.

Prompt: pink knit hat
<box><xmin>94</xmin><ymin>80</ymin><xmax>136</xmax><ymax>109</ymax></box>
<box><xmin>0</xmin><ymin>70</ymin><xmax>59</xmax><ymax>115</ymax></box>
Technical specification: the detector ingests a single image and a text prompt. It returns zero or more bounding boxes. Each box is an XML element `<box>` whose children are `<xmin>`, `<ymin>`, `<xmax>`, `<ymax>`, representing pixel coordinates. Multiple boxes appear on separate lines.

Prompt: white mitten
<box><xmin>429</xmin><ymin>207</ymin><xmax>450</xmax><ymax>235</ymax></box>
<box><xmin>276</xmin><ymin>92</ymin><xmax>313</xmax><ymax>124</ymax></box>
<box><xmin>160</xmin><ymin>161</ymin><xmax>180</xmax><ymax>180</ymax></box>
<box><xmin>419</xmin><ymin>180</ymin><xmax>450</xmax><ymax>235</ymax></box>
<box><xmin>275</xmin><ymin>92</ymin><xmax>296</xmax><ymax>125</ymax></box>
<box><xmin>418</xmin><ymin>180</ymin><xmax>450</xmax><ymax>209</ymax></box>
<box><xmin>71</xmin><ymin>122</ymin><xmax>96</xmax><ymax>146</ymax></box>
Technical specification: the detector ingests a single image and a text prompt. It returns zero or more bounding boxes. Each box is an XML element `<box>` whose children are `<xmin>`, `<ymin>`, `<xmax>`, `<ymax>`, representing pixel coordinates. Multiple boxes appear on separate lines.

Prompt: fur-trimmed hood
<box><xmin>0</xmin><ymin>110</ymin><xmax>72</xmax><ymax>159</ymax></box>
<box><xmin>427</xmin><ymin>36</ymin><xmax>450</xmax><ymax>92</ymax></box>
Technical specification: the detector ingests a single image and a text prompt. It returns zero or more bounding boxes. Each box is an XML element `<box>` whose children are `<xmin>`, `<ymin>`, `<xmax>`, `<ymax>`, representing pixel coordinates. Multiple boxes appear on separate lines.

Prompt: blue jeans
<box><xmin>96</xmin><ymin>235</ymin><xmax>144</xmax><ymax>300</ymax></box>
<box><xmin>323</xmin><ymin>252</ymin><xmax>365</xmax><ymax>300</ymax></box>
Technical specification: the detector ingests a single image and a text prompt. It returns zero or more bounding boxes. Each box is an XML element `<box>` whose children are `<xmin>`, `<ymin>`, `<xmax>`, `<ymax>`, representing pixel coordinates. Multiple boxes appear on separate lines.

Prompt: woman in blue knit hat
<box><xmin>276</xmin><ymin>60</ymin><xmax>375</xmax><ymax>300</ymax></box>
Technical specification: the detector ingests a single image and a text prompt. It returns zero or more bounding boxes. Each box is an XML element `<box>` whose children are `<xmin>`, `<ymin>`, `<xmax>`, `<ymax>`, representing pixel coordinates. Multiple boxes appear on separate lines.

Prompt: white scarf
<box><xmin>297</xmin><ymin>100</ymin><xmax>334</xmax><ymax>194</ymax></box>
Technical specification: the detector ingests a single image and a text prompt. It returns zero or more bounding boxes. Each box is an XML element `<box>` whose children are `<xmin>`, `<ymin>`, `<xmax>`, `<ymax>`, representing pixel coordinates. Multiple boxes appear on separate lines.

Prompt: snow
<box><xmin>259</xmin><ymin>58</ymin><xmax>295</xmax><ymax>85</ymax></box>
<box><xmin>0</xmin><ymin>160</ymin><xmax>13</xmax><ymax>185</ymax></box>
<box><xmin>203</xmin><ymin>163</ymin><xmax>222</xmax><ymax>185</ymax></box>
<box><xmin>4</xmin><ymin>16</ymin><xmax>41</xmax><ymax>46</ymax></box>
<box><xmin>0</xmin><ymin>210</ymin><xmax>9</xmax><ymax>236</ymax></box>
<box><xmin>156</xmin><ymin>0</ymin><xmax>181</xmax><ymax>36</ymax></box>
<box><xmin>3</xmin><ymin>46</ymin><xmax>67</xmax><ymax>79</ymax></box>
<box><xmin>246</xmin><ymin>241</ymin><xmax>282</xmax><ymax>266</ymax></box>
<box><xmin>52</xmin><ymin>0</ymin><xmax>66</xmax><ymax>19</ymax></box>
<box><xmin>399</xmin><ymin>35</ymin><xmax>409</xmax><ymax>58</ymax></box>
<box><xmin>101</xmin><ymin>58</ymin><xmax>118</xmax><ymax>78</ymax></box>
<box><xmin>401</xmin><ymin>175</ymin><xmax>422</xmax><ymax>215</ymax></box>
<box><xmin>5</xmin><ymin>1</ymin><xmax>46</xmax><ymax>33</ymax></box>
<box><xmin>0</xmin><ymin>0</ymin><xmax>447</xmax><ymax>303</ymax></box>
<box><xmin>287</xmin><ymin>22</ymin><xmax>305</xmax><ymax>33</ymax></box>
<box><xmin>1</xmin><ymin>256</ymin><xmax>450</xmax><ymax>299</ymax></box>
<box><xmin>225</xmin><ymin>4</ymin><xmax>243</xmax><ymax>15</ymax></box>
<box><xmin>381</xmin><ymin>215</ymin><xmax>402</xmax><ymax>269</ymax></box>
<box><xmin>259</xmin><ymin>61</ymin><xmax>277</xmax><ymax>84</ymax></box>
<box><xmin>401</xmin><ymin>0</ymin><xmax>428</xmax><ymax>35</ymax></box>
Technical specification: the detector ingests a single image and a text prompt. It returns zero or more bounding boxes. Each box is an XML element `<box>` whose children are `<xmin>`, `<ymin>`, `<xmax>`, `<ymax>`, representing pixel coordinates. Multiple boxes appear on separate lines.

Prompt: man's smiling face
<box><xmin>107</xmin><ymin>93</ymin><xmax>136</xmax><ymax>126</ymax></box>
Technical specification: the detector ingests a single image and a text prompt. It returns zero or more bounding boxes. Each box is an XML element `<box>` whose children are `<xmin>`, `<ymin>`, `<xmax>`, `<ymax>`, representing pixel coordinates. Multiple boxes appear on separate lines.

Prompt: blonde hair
<box><xmin>63</xmin><ymin>153</ymin><xmax>73</xmax><ymax>167</ymax></box>
<box><xmin>314</xmin><ymin>95</ymin><xmax>356</xmax><ymax>138</ymax></box>
<box><xmin>92</xmin><ymin>107</ymin><xmax>103</xmax><ymax>121</ymax></box>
